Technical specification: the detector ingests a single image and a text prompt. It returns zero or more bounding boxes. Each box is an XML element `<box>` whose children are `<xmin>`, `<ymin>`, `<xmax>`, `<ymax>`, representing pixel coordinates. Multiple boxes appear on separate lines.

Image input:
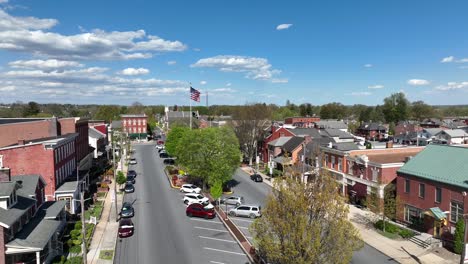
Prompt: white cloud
<box><xmin>0</xmin><ymin>9</ymin><xmax>57</xmax><ymax>31</ymax></box>
<box><xmin>368</xmin><ymin>84</ymin><xmax>384</xmax><ymax>89</ymax></box>
<box><xmin>8</xmin><ymin>59</ymin><xmax>83</xmax><ymax>71</ymax></box>
<box><xmin>350</xmin><ymin>91</ymin><xmax>372</xmax><ymax>96</ymax></box>
<box><xmin>276</xmin><ymin>24</ymin><xmax>293</xmax><ymax>30</ymax></box>
<box><xmin>119</xmin><ymin>67</ymin><xmax>150</xmax><ymax>76</ymax></box>
<box><xmin>441</xmin><ymin>56</ymin><xmax>454</xmax><ymax>63</ymax></box>
<box><xmin>191</xmin><ymin>55</ymin><xmax>284</xmax><ymax>82</ymax></box>
<box><xmin>193</xmin><ymin>48</ymin><xmax>201</xmax><ymax>52</ymax></box>
<box><xmin>364</xmin><ymin>64</ymin><xmax>373</xmax><ymax>68</ymax></box>
<box><xmin>407</xmin><ymin>79</ymin><xmax>430</xmax><ymax>86</ymax></box>
<box><xmin>200</xmin><ymin>80</ymin><xmax>207</xmax><ymax>85</ymax></box>
<box><xmin>435</xmin><ymin>82</ymin><xmax>468</xmax><ymax>91</ymax></box>
<box><xmin>271</xmin><ymin>78</ymin><xmax>288</xmax><ymax>83</ymax></box>
<box><xmin>0</xmin><ymin>10</ymin><xmax>187</xmax><ymax>61</ymax></box>
<box><xmin>226</xmin><ymin>82</ymin><xmax>232</xmax><ymax>87</ymax></box>
<box><xmin>440</xmin><ymin>56</ymin><xmax>468</xmax><ymax>63</ymax></box>
<box><xmin>212</xmin><ymin>88</ymin><xmax>235</xmax><ymax>93</ymax></box>
<box><xmin>0</xmin><ymin>85</ymin><xmax>15</xmax><ymax>91</ymax></box>
<box><xmin>0</xmin><ymin>0</ymin><xmax>9</xmax><ymax>4</ymax></box>
<box><xmin>167</xmin><ymin>60</ymin><xmax>177</xmax><ymax>65</ymax></box>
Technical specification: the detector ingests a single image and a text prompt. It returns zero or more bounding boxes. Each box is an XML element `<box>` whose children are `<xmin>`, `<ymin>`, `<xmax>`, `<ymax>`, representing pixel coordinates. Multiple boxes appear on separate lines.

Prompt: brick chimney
<box><xmin>18</xmin><ymin>139</ymin><xmax>25</xmax><ymax>145</ymax></box>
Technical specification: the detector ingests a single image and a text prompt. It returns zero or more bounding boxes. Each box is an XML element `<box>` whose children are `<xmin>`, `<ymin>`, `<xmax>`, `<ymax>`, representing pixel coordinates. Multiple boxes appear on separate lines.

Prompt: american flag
<box><xmin>190</xmin><ymin>87</ymin><xmax>200</xmax><ymax>102</ymax></box>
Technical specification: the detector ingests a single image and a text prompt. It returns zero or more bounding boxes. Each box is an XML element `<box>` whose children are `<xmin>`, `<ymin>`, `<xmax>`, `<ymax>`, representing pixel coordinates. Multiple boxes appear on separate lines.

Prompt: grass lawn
<box><xmin>99</xmin><ymin>250</ymin><xmax>114</xmax><ymax>260</ymax></box>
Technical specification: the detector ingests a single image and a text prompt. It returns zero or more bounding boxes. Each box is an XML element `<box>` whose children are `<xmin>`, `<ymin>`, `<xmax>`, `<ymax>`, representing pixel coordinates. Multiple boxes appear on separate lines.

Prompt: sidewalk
<box><xmin>87</xmin><ymin>167</ymin><xmax>126</xmax><ymax>264</ymax></box>
<box><xmin>239</xmin><ymin>166</ymin><xmax>456</xmax><ymax>264</ymax></box>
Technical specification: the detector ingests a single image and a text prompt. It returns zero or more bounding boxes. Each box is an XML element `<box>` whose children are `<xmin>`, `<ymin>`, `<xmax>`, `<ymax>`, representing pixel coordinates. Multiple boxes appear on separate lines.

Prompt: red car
<box><xmin>157</xmin><ymin>140</ymin><xmax>164</xmax><ymax>145</ymax></box>
<box><xmin>186</xmin><ymin>203</ymin><xmax>216</xmax><ymax>219</ymax></box>
<box><xmin>118</xmin><ymin>218</ymin><xmax>134</xmax><ymax>238</ymax></box>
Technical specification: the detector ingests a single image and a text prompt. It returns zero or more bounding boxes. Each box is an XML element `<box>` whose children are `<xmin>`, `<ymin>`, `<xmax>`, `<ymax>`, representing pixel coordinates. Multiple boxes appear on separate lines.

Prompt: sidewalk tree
<box><xmin>454</xmin><ymin>219</ymin><xmax>465</xmax><ymax>254</ymax></box>
<box><xmin>210</xmin><ymin>180</ymin><xmax>223</xmax><ymax>205</ymax></box>
<box><xmin>177</xmin><ymin>126</ymin><xmax>241</xmax><ymax>189</ymax></box>
<box><xmin>116</xmin><ymin>171</ymin><xmax>126</xmax><ymax>187</ymax></box>
<box><xmin>366</xmin><ymin>184</ymin><xmax>399</xmax><ymax>233</ymax></box>
<box><xmin>251</xmin><ymin>170</ymin><xmax>363</xmax><ymax>264</ymax></box>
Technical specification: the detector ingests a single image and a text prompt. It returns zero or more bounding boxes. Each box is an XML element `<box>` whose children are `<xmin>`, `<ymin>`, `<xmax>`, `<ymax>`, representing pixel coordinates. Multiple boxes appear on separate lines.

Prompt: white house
<box><xmin>434</xmin><ymin>129</ymin><xmax>468</xmax><ymax>145</ymax></box>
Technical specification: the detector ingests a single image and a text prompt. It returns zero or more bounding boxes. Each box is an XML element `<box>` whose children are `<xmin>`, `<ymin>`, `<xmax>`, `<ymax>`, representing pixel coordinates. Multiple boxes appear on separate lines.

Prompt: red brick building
<box><xmin>261</xmin><ymin>127</ymin><xmax>295</xmax><ymax>162</ymax></box>
<box><xmin>356</xmin><ymin>122</ymin><xmax>387</xmax><ymax>141</ymax></box>
<box><xmin>0</xmin><ymin>134</ymin><xmax>78</xmax><ymax>201</ymax></box>
<box><xmin>121</xmin><ymin>114</ymin><xmax>148</xmax><ymax>139</ymax></box>
<box><xmin>321</xmin><ymin>146</ymin><xmax>424</xmax><ymax>205</ymax></box>
<box><xmin>397</xmin><ymin>145</ymin><xmax>468</xmax><ymax>239</ymax></box>
<box><xmin>284</xmin><ymin>117</ymin><xmax>320</xmax><ymax>128</ymax></box>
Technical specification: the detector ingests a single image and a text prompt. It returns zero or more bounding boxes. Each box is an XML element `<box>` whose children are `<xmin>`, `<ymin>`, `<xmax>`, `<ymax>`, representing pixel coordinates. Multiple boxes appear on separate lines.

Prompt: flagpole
<box><xmin>189</xmin><ymin>83</ymin><xmax>192</xmax><ymax>130</ymax></box>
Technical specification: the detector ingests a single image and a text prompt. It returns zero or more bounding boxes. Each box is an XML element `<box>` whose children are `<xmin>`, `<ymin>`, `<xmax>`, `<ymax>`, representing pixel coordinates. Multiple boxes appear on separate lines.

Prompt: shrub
<box><xmin>374</xmin><ymin>220</ymin><xmax>399</xmax><ymax>234</ymax></box>
<box><xmin>116</xmin><ymin>171</ymin><xmax>126</xmax><ymax>185</ymax></box>
<box><xmin>65</xmin><ymin>256</ymin><xmax>83</xmax><ymax>264</ymax></box>
<box><xmin>74</xmin><ymin>221</ymin><xmax>82</xmax><ymax>230</ymax></box>
<box><xmin>69</xmin><ymin>245</ymin><xmax>81</xmax><ymax>254</ymax></box>
<box><xmin>454</xmin><ymin>219</ymin><xmax>465</xmax><ymax>254</ymax></box>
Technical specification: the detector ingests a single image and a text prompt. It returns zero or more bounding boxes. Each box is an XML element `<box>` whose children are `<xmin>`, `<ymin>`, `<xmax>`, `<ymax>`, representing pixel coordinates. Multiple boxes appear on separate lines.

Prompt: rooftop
<box><xmin>89</xmin><ymin>127</ymin><xmax>105</xmax><ymax>139</ymax></box>
<box><xmin>120</xmin><ymin>114</ymin><xmax>147</xmax><ymax>118</ymax></box>
<box><xmin>268</xmin><ymin>137</ymin><xmax>292</xmax><ymax>147</ymax></box>
<box><xmin>398</xmin><ymin>145</ymin><xmax>468</xmax><ymax>189</ymax></box>
<box><xmin>288</xmin><ymin>128</ymin><xmax>322</xmax><ymax>138</ymax></box>
<box><xmin>0</xmin><ymin>118</ymin><xmax>48</xmax><ymax>125</ymax></box>
<box><xmin>282</xmin><ymin>136</ymin><xmax>305</xmax><ymax>152</ymax></box>
<box><xmin>0</xmin><ymin>196</ymin><xmax>36</xmax><ymax>228</ymax></box>
<box><xmin>350</xmin><ymin>149</ymin><xmax>422</xmax><ymax>164</ymax></box>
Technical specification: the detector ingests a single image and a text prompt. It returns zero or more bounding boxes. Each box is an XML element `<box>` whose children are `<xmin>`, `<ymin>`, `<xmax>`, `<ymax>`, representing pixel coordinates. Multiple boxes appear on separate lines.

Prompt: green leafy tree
<box><xmin>251</xmin><ymin>171</ymin><xmax>363</xmax><ymax>263</ymax></box>
<box><xmin>210</xmin><ymin>180</ymin><xmax>223</xmax><ymax>205</ymax></box>
<box><xmin>94</xmin><ymin>105</ymin><xmax>122</xmax><ymax>122</ymax></box>
<box><xmin>382</xmin><ymin>93</ymin><xmax>410</xmax><ymax>123</ymax></box>
<box><xmin>116</xmin><ymin>171</ymin><xmax>127</xmax><ymax>186</ymax></box>
<box><xmin>164</xmin><ymin>126</ymin><xmax>190</xmax><ymax>156</ymax></box>
<box><xmin>23</xmin><ymin>101</ymin><xmax>41</xmax><ymax>117</ymax></box>
<box><xmin>410</xmin><ymin>101</ymin><xmax>434</xmax><ymax>121</ymax></box>
<box><xmin>177</xmin><ymin>127</ymin><xmax>241</xmax><ymax>189</ymax></box>
<box><xmin>454</xmin><ymin>219</ymin><xmax>465</xmax><ymax>254</ymax></box>
<box><xmin>319</xmin><ymin>102</ymin><xmax>347</xmax><ymax>119</ymax></box>
<box><xmin>366</xmin><ymin>184</ymin><xmax>399</xmax><ymax>233</ymax></box>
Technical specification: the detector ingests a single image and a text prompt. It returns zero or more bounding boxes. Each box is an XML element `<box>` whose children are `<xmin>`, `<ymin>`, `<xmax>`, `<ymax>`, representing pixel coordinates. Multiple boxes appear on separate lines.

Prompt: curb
<box><xmin>163</xmin><ymin>168</ymin><xmax>181</xmax><ymax>189</ymax></box>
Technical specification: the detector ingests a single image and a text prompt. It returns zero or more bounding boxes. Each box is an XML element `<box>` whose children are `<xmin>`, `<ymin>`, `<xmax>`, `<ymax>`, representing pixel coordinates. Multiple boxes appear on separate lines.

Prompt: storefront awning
<box><xmin>424</xmin><ymin>207</ymin><xmax>446</xmax><ymax>220</ymax></box>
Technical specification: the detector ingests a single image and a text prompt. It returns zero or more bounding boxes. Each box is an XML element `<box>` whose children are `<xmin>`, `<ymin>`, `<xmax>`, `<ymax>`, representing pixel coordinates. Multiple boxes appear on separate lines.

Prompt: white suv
<box><xmin>180</xmin><ymin>184</ymin><xmax>201</xmax><ymax>194</ymax></box>
<box><xmin>183</xmin><ymin>193</ymin><xmax>209</xmax><ymax>205</ymax></box>
<box><xmin>221</xmin><ymin>196</ymin><xmax>244</xmax><ymax>206</ymax></box>
<box><xmin>228</xmin><ymin>205</ymin><xmax>261</xmax><ymax>219</ymax></box>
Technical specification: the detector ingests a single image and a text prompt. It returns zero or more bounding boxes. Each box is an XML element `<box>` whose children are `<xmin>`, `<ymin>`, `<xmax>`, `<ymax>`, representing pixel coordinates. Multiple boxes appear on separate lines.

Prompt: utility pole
<box><xmin>112</xmin><ymin>133</ymin><xmax>118</xmax><ymax>221</ymax></box>
<box><xmin>81</xmin><ymin>192</ymin><xmax>87</xmax><ymax>264</ymax></box>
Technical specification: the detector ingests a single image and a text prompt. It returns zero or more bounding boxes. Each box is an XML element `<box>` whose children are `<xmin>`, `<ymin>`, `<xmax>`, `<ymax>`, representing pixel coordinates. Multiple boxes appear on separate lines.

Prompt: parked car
<box><xmin>129</xmin><ymin>158</ymin><xmax>137</xmax><ymax>165</ymax></box>
<box><xmin>158</xmin><ymin>148</ymin><xmax>166</xmax><ymax>153</ymax></box>
<box><xmin>180</xmin><ymin>184</ymin><xmax>201</xmax><ymax>194</ymax></box>
<box><xmin>228</xmin><ymin>205</ymin><xmax>262</xmax><ymax>219</ymax></box>
<box><xmin>250</xmin><ymin>173</ymin><xmax>263</xmax><ymax>182</ymax></box>
<box><xmin>155</xmin><ymin>144</ymin><xmax>164</xmax><ymax>150</ymax></box>
<box><xmin>126</xmin><ymin>175</ymin><xmax>136</xmax><ymax>184</ymax></box>
<box><xmin>120</xmin><ymin>202</ymin><xmax>134</xmax><ymax>218</ymax></box>
<box><xmin>159</xmin><ymin>152</ymin><xmax>170</xmax><ymax>158</ymax></box>
<box><xmin>186</xmin><ymin>203</ymin><xmax>216</xmax><ymax>219</ymax></box>
<box><xmin>157</xmin><ymin>140</ymin><xmax>164</xmax><ymax>145</ymax></box>
<box><xmin>221</xmin><ymin>196</ymin><xmax>244</xmax><ymax>206</ymax></box>
<box><xmin>163</xmin><ymin>158</ymin><xmax>175</xmax><ymax>165</ymax></box>
<box><xmin>127</xmin><ymin>170</ymin><xmax>137</xmax><ymax>178</ymax></box>
<box><xmin>118</xmin><ymin>218</ymin><xmax>134</xmax><ymax>238</ymax></box>
<box><xmin>183</xmin><ymin>193</ymin><xmax>209</xmax><ymax>205</ymax></box>
<box><xmin>124</xmin><ymin>183</ymin><xmax>135</xmax><ymax>193</ymax></box>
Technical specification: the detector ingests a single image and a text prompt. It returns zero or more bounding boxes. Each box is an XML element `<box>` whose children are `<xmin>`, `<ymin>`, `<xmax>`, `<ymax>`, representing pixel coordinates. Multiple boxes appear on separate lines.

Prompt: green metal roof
<box><xmin>427</xmin><ymin>207</ymin><xmax>446</xmax><ymax>220</ymax></box>
<box><xmin>398</xmin><ymin>145</ymin><xmax>468</xmax><ymax>189</ymax></box>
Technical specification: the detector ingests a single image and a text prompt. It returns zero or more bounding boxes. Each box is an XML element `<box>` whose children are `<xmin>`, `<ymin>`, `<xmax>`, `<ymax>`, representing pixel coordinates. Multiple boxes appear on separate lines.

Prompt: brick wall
<box><xmin>122</xmin><ymin>117</ymin><xmax>148</xmax><ymax>134</ymax></box>
<box><xmin>0</xmin><ymin>144</ymin><xmax>56</xmax><ymax>201</ymax></box>
<box><xmin>262</xmin><ymin>127</ymin><xmax>295</xmax><ymax>162</ymax></box>
<box><xmin>0</xmin><ymin>119</ymin><xmax>58</xmax><ymax>148</ymax></box>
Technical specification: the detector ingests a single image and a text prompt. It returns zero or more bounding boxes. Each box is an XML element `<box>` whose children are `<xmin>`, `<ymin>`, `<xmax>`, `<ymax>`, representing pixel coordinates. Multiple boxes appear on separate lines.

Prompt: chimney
<box><xmin>18</xmin><ymin>139</ymin><xmax>25</xmax><ymax>145</ymax></box>
<box><xmin>386</xmin><ymin>141</ymin><xmax>393</xmax><ymax>148</ymax></box>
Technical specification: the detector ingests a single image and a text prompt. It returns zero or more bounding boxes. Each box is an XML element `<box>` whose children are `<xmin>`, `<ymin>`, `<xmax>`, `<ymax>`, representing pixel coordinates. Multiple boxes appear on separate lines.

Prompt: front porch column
<box><xmin>36</xmin><ymin>251</ymin><xmax>40</xmax><ymax>264</ymax></box>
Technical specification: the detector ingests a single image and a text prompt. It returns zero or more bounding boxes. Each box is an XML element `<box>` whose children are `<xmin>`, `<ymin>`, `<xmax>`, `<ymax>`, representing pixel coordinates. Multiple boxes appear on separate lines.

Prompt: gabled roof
<box><xmin>436</xmin><ymin>129</ymin><xmax>468</xmax><ymax>138</ymax></box>
<box><xmin>358</xmin><ymin>123</ymin><xmax>386</xmax><ymax>131</ymax></box>
<box><xmin>0</xmin><ymin>182</ymin><xmax>16</xmax><ymax>197</ymax></box>
<box><xmin>398</xmin><ymin>145</ymin><xmax>468</xmax><ymax>189</ymax></box>
<box><xmin>0</xmin><ymin>196</ymin><xmax>36</xmax><ymax>228</ymax></box>
<box><xmin>268</xmin><ymin>137</ymin><xmax>292</xmax><ymax>147</ymax></box>
<box><xmin>89</xmin><ymin>127</ymin><xmax>105</xmax><ymax>139</ymax></box>
<box><xmin>315</xmin><ymin>120</ymin><xmax>348</xmax><ymax>129</ymax></box>
<box><xmin>282</xmin><ymin>136</ymin><xmax>304</xmax><ymax>152</ymax></box>
<box><xmin>422</xmin><ymin>128</ymin><xmax>442</xmax><ymax>136</ymax></box>
<box><xmin>5</xmin><ymin>201</ymin><xmax>65</xmax><ymax>251</ymax></box>
<box><xmin>331</xmin><ymin>142</ymin><xmax>360</xmax><ymax>151</ymax></box>
<box><xmin>321</xmin><ymin>129</ymin><xmax>354</xmax><ymax>139</ymax></box>
<box><xmin>288</xmin><ymin>128</ymin><xmax>322</xmax><ymax>138</ymax></box>
<box><xmin>13</xmin><ymin>175</ymin><xmax>45</xmax><ymax>197</ymax></box>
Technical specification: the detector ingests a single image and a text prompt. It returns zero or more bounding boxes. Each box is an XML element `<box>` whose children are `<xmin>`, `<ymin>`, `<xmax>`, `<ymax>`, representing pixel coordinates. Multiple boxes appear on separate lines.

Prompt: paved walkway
<box><xmin>240</xmin><ymin>166</ymin><xmax>456</xmax><ymax>264</ymax></box>
<box><xmin>87</xmin><ymin>167</ymin><xmax>126</xmax><ymax>264</ymax></box>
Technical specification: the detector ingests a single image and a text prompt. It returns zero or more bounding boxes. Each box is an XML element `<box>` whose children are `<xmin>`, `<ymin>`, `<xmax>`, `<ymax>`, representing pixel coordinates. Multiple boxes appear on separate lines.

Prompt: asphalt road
<box><xmin>230</xmin><ymin>169</ymin><xmax>397</xmax><ymax>264</ymax></box>
<box><xmin>115</xmin><ymin>143</ymin><xmax>250</xmax><ymax>264</ymax></box>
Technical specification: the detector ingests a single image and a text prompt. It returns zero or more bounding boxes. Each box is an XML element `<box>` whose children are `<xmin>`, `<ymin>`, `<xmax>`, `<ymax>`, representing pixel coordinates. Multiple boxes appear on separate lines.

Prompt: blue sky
<box><xmin>0</xmin><ymin>0</ymin><xmax>467</xmax><ymax>106</ymax></box>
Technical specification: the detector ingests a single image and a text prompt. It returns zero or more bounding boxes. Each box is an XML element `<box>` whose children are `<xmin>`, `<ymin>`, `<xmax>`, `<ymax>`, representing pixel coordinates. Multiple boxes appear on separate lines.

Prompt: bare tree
<box><xmin>231</xmin><ymin>103</ymin><xmax>272</xmax><ymax>165</ymax></box>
